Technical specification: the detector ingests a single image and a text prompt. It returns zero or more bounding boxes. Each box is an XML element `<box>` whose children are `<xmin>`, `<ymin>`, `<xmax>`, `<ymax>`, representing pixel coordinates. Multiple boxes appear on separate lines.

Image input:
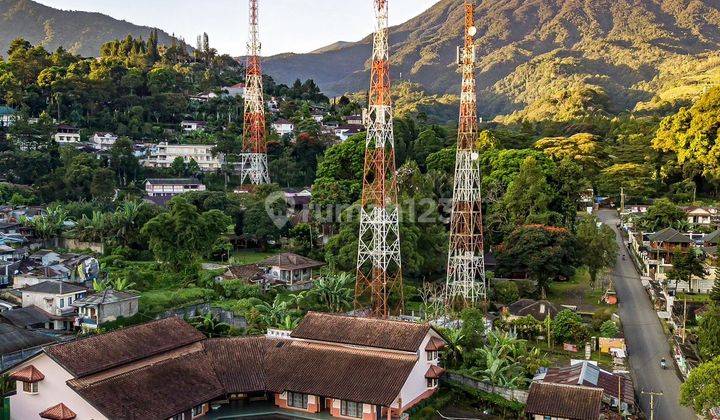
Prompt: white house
<box><xmin>346</xmin><ymin>114</ymin><xmax>363</xmax><ymax>125</ymax></box>
<box><xmin>145</xmin><ymin>178</ymin><xmax>206</xmax><ymax>197</ymax></box>
<box><xmin>272</xmin><ymin>119</ymin><xmax>294</xmax><ymax>136</ymax></box>
<box><xmin>6</xmin><ymin>313</ymin><xmax>446</xmax><ymax>420</ymax></box>
<box><xmin>180</xmin><ymin>120</ymin><xmax>207</xmax><ymax>132</ymax></box>
<box><xmin>224</xmin><ymin>82</ymin><xmax>246</xmax><ymax>97</ymax></box>
<box><xmin>53</xmin><ymin>125</ymin><xmax>80</xmax><ymax>144</ymax></box>
<box><xmin>90</xmin><ymin>132</ymin><xmax>118</xmax><ymax>151</ymax></box>
<box><xmin>19</xmin><ymin>280</ymin><xmax>87</xmax><ymax>330</ymax></box>
<box><xmin>144</xmin><ymin>142</ymin><xmax>223</xmax><ymax>172</ymax></box>
<box><xmin>310</xmin><ymin>112</ymin><xmax>325</xmax><ymax>123</ymax></box>
<box><xmin>334</xmin><ymin>124</ymin><xmax>364</xmax><ymax>141</ymax></box>
<box><xmin>0</xmin><ymin>106</ymin><xmax>16</xmax><ymax>128</ymax></box>
<box><xmin>73</xmin><ymin>289</ymin><xmax>139</xmax><ymax>330</ymax></box>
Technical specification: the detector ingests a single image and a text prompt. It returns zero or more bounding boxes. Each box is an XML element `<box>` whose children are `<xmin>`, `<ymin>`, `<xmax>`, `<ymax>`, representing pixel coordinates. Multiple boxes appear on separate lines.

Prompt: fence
<box><xmin>444</xmin><ymin>372</ymin><xmax>529</xmax><ymax>404</ymax></box>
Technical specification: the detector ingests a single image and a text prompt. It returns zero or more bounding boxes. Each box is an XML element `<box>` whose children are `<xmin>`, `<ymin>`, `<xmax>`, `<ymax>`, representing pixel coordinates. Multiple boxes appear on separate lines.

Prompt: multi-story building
<box><xmin>145</xmin><ymin>178</ymin><xmax>206</xmax><ymax>198</ymax></box>
<box><xmin>180</xmin><ymin>121</ymin><xmax>207</xmax><ymax>132</ymax></box>
<box><xmin>272</xmin><ymin>119</ymin><xmax>295</xmax><ymax>136</ymax></box>
<box><xmin>53</xmin><ymin>125</ymin><xmax>81</xmax><ymax>144</ymax></box>
<box><xmin>5</xmin><ymin>312</ymin><xmax>446</xmax><ymax>420</ymax></box>
<box><xmin>9</xmin><ymin>280</ymin><xmax>88</xmax><ymax>330</ymax></box>
<box><xmin>144</xmin><ymin>142</ymin><xmax>223</xmax><ymax>172</ymax></box>
<box><xmin>90</xmin><ymin>132</ymin><xmax>118</xmax><ymax>151</ymax></box>
<box><xmin>73</xmin><ymin>289</ymin><xmax>139</xmax><ymax>330</ymax></box>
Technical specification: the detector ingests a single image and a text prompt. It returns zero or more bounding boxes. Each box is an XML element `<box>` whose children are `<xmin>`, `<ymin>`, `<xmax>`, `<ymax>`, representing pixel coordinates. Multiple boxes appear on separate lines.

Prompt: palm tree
<box><xmin>23</xmin><ymin>205</ymin><xmax>69</xmax><ymax>244</ymax></box>
<box><xmin>190</xmin><ymin>312</ymin><xmax>230</xmax><ymax>338</ymax></box>
<box><xmin>443</xmin><ymin>328</ymin><xmax>465</xmax><ymax>368</ymax></box>
<box><xmin>109</xmin><ymin>277</ymin><xmax>137</xmax><ymax>292</ymax></box>
<box><xmin>256</xmin><ymin>296</ymin><xmax>290</xmax><ymax>327</ymax></box>
<box><xmin>93</xmin><ymin>279</ymin><xmax>109</xmax><ymax>292</ymax></box>
<box><xmin>277</xmin><ymin>314</ymin><xmax>300</xmax><ymax>330</ymax></box>
<box><xmin>74</xmin><ymin>211</ymin><xmax>109</xmax><ymax>243</ymax></box>
<box><xmin>111</xmin><ymin>200</ymin><xmax>144</xmax><ymax>245</ymax></box>
<box><xmin>0</xmin><ymin>373</ymin><xmax>13</xmax><ymax>398</ymax></box>
<box><xmin>287</xmin><ymin>291</ymin><xmax>307</xmax><ymax>311</ymax></box>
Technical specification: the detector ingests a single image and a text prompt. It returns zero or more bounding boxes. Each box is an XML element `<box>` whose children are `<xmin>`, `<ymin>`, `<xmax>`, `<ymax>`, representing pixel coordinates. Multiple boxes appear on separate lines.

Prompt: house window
<box><xmin>426</xmin><ymin>378</ymin><xmax>438</xmax><ymax>388</ymax></box>
<box><xmin>67</xmin><ymin>297</ymin><xmax>72</xmax><ymax>305</ymax></box>
<box><xmin>192</xmin><ymin>405</ymin><xmax>203</xmax><ymax>416</ymax></box>
<box><xmin>22</xmin><ymin>381</ymin><xmax>38</xmax><ymax>394</ymax></box>
<box><xmin>59</xmin><ymin>298</ymin><xmax>64</xmax><ymax>308</ymax></box>
<box><xmin>341</xmin><ymin>401</ymin><xmax>363</xmax><ymax>418</ymax></box>
<box><xmin>426</xmin><ymin>351</ymin><xmax>437</xmax><ymax>361</ymax></box>
<box><xmin>169</xmin><ymin>414</ymin><xmax>183</xmax><ymax>420</ymax></box>
<box><xmin>287</xmin><ymin>392</ymin><xmax>308</xmax><ymax>409</ymax></box>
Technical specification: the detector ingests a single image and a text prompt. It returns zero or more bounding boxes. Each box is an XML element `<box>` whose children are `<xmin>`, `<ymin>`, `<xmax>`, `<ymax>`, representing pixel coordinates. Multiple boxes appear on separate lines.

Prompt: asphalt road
<box><xmin>598</xmin><ymin>210</ymin><xmax>695</xmax><ymax>420</ymax></box>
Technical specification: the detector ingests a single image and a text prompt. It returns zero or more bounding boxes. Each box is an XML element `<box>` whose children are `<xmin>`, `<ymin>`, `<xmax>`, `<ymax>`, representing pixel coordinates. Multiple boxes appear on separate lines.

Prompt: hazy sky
<box><xmin>34</xmin><ymin>0</ymin><xmax>438</xmax><ymax>56</ymax></box>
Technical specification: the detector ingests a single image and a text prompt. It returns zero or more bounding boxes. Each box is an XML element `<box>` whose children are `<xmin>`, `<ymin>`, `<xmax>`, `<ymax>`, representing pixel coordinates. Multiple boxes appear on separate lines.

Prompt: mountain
<box><xmin>262</xmin><ymin>0</ymin><xmax>720</xmax><ymax>118</ymax></box>
<box><xmin>0</xmin><ymin>0</ymin><xmax>182</xmax><ymax>57</ymax></box>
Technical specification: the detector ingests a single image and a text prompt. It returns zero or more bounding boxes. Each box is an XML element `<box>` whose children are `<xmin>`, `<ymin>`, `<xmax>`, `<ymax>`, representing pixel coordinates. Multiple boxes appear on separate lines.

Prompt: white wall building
<box><xmin>180</xmin><ymin>121</ymin><xmax>207</xmax><ymax>132</ymax></box>
<box><xmin>224</xmin><ymin>83</ymin><xmax>246</xmax><ymax>97</ymax></box>
<box><xmin>144</xmin><ymin>142</ymin><xmax>223</xmax><ymax>171</ymax></box>
<box><xmin>145</xmin><ymin>178</ymin><xmax>206</xmax><ymax>197</ymax></box>
<box><xmin>272</xmin><ymin>119</ymin><xmax>294</xmax><ymax>136</ymax></box>
<box><xmin>53</xmin><ymin>125</ymin><xmax>80</xmax><ymax>144</ymax></box>
<box><xmin>90</xmin><ymin>132</ymin><xmax>118</xmax><ymax>151</ymax></box>
<box><xmin>20</xmin><ymin>281</ymin><xmax>87</xmax><ymax>330</ymax></box>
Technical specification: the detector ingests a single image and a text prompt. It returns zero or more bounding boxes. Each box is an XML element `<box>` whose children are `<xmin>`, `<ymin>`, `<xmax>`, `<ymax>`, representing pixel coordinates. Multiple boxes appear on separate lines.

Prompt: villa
<box><xmin>5</xmin><ymin>312</ymin><xmax>446</xmax><ymax>420</ymax></box>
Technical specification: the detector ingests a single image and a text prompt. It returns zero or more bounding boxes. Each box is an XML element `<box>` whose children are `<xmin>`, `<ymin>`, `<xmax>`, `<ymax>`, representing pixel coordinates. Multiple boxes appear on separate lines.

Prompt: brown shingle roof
<box><xmin>69</xmin><ymin>348</ymin><xmax>224</xmax><ymax>420</ymax></box>
<box><xmin>542</xmin><ymin>362</ymin><xmax>635</xmax><ymax>405</ymax></box>
<box><xmin>265</xmin><ymin>340</ymin><xmax>416</xmax><ymax>406</ymax></box>
<box><xmin>525</xmin><ymin>382</ymin><xmax>603</xmax><ymax>420</ymax></box>
<box><xmin>425</xmin><ymin>336</ymin><xmax>446</xmax><ymax>351</ymax></box>
<box><xmin>204</xmin><ymin>337</ymin><xmax>270</xmax><ymax>393</ymax></box>
<box><xmin>39</xmin><ymin>403</ymin><xmax>76</xmax><ymax>420</ymax></box>
<box><xmin>291</xmin><ymin>312</ymin><xmax>431</xmax><ymax>352</ymax></box>
<box><xmin>45</xmin><ymin>317</ymin><xmax>205</xmax><ymax>378</ymax></box>
<box><xmin>425</xmin><ymin>365</ymin><xmax>445</xmax><ymax>379</ymax></box>
<box><xmin>10</xmin><ymin>365</ymin><xmax>45</xmax><ymax>383</ymax></box>
<box><xmin>258</xmin><ymin>252</ymin><xmax>325</xmax><ymax>270</ymax></box>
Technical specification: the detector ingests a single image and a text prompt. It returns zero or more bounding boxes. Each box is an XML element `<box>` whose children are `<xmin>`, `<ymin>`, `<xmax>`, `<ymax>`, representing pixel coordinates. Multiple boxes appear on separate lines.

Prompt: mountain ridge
<box><xmin>0</xmin><ymin>0</ymin><xmax>184</xmax><ymax>57</ymax></box>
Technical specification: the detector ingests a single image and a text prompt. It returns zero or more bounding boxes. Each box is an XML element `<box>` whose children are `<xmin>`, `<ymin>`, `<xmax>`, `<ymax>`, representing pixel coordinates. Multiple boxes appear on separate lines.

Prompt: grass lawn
<box><xmin>228</xmin><ymin>249</ymin><xmax>280</xmax><ymax>265</ymax></box>
<box><xmin>547</xmin><ymin>267</ymin><xmax>615</xmax><ymax>313</ymax></box>
<box><xmin>531</xmin><ymin>340</ymin><xmax>614</xmax><ymax>369</ymax></box>
<box><xmin>676</xmin><ymin>293</ymin><xmax>711</xmax><ymax>303</ymax></box>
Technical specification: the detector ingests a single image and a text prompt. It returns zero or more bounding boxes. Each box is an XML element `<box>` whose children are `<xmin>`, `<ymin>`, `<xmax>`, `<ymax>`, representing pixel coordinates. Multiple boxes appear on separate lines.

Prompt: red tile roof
<box><xmin>425</xmin><ymin>365</ymin><xmax>445</xmax><ymax>379</ymax></box>
<box><xmin>10</xmin><ymin>365</ymin><xmax>45</xmax><ymax>383</ymax></box>
<box><xmin>45</xmin><ymin>316</ymin><xmax>205</xmax><ymax>377</ymax></box>
<box><xmin>526</xmin><ymin>382</ymin><xmax>603</xmax><ymax>420</ymax></box>
<box><xmin>39</xmin><ymin>403</ymin><xmax>76</xmax><ymax>420</ymax></box>
<box><xmin>291</xmin><ymin>312</ymin><xmax>432</xmax><ymax>352</ymax></box>
<box><xmin>204</xmin><ymin>337</ymin><xmax>270</xmax><ymax>393</ymax></box>
<box><xmin>425</xmin><ymin>336</ymin><xmax>446</xmax><ymax>351</ymax></box>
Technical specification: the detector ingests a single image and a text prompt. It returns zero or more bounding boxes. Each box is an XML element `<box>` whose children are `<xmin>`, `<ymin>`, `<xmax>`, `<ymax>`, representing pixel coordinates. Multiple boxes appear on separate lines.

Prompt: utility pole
<box><xmin>620</xmin><ymin>187</ymin><xmax>625</xmax><ymax>214</ymax></box>
<box><xmin>445</xmin><ymin>0</ymin><xmax>486</xmax><ymax>307</ymax></box>
<box><xmin>682</xmin><ymin>294</ymin><xmax>688</xmax><ymax>344</ymax></box>
<box><xmin>642</xmin><ymin>390</ymin><xmax>663</xmax><ymax>420</ymax></box>
<box><xmin>355</xmin><ymin>0</ymin><xmax>403</xmax><ymax>319</ymax></box>
<box><xmin>238</xmin><ymin>0</ymin><xmax>270</xmax><ymax>185</ymax></box>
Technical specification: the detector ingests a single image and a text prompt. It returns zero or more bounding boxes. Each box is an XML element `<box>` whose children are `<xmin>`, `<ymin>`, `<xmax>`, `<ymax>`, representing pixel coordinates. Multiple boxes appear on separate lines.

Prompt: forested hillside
<box><xmin>263</xmin><ymin>0</ymin><xmax>720</xmax><ymax>118</ymax></box>
<box><xmin>0</xmin><ymin>0</ymin><xmax>183</xmax><ymax>57</ymax></box>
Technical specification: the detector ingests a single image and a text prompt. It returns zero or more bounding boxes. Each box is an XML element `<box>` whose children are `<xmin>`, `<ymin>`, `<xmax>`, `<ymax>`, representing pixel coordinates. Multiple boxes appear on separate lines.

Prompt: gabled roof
<box><xmin>526</xmin><ymin>382</ymin><xmax>602</xmax><ymax>420</ymax></box>
<box><xmin>291</xmin><ymin>312</ymin><xmax>432</xmax><ymax>352</ymax></box>
<box><xmin>72</xmin><ymin>289</ymin><xmax>138</xmax><ymax>307</ymax></box>
<box><xmin>45</xmin><ymin>317</ymin><xmax>205</xmax><ymax>378</ymax></box>
<box><xmin>10</xmin><ymin>364</ymin><xmax>45</xmax><ymax>383</ymax></box>
<box><xmin>424</xmin><ymin>365</ymin><xmax>445</xmax><ymax>379</ymax></box>
<box><xmin>541</xmin><ymin>361</ymin><xmax>634</xmax><ymax>404</ymax></box>
<box><xmin>39</xmin><ymin>403</ymin><xmax>76</xmax><ymax>420</ymax></box>
<box><xmin>204</xmin><ymin>337</ymin><xmax>270</xmax><ymax>393</ymax></box>
<box><xmin>704</xmin><ymin>229</ymin><xmax>720</xmax><ymax>245</ymax></box>
<box><xmin>425</xmin><ymin>336</ymin><xmax>446</xmax><ymax>351</ymax></box>
<box><xmin>0</xmin><ymin>305</ymin><xmax>52</xmax><ymax>328</ymax></box>
<box><xmin>648</xmin><ymin>227</ymin><xmax>693</xmax><ymax>244</ymax></box>
<box><xmin>257</xmin><ymin>252</ymin><xmax>325</xmax><ymax>270</ymax></box>
<box><xmin>0</xmin><ymin>323</ymin><xmax>54</xmax><ymax>353</ymax></box>
<box><xmin>508</xmin><ymin>299</ymin><xmax>559</xmax><ymax>321</ymax></box>
<box><xmin>22</xmin><ymin>280</ymin><xmax>87</xmax><ymax>295</ymax></box>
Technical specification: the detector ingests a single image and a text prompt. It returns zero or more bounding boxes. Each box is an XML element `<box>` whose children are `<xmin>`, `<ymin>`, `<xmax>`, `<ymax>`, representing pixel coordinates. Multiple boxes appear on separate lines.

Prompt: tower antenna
<box><xmin>239</xmin><ymin>0</ymin><xmax>270</xmax><ymax>185</ymax></box>
<box><xmin>355</xmin><ymin>0</ymin><xmax>403</xmax><ymax>319</ymax></box>
<box><xmin>446</xmin><ymin>0</ymin><xmax>486</xmax><ymax>306</ymax></box>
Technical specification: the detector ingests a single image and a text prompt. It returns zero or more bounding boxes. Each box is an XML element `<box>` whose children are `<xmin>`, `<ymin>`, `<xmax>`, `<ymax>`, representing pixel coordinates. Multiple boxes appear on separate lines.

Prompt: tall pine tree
<box><xmin>711</xmin><ymin>256</ymin><xmax>720</xmax><ymax>303</ymax></box>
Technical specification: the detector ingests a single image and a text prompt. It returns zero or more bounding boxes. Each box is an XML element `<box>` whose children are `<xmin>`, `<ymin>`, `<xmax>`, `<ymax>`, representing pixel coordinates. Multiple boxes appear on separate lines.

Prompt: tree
<box><xmin>680</xmin><ymin>356</ymin><xmax>720</xmax><ymax>414</ymax></box>
<box><xmin>140</xmin><ymin>198</ymin><xmax>231</xmax><ymax>271</ymax></box>
<box><xmin>698</xmin><ymin>304</ymin><xmax>720</xmax><ymax>361</ymax></box>
<box><xmin>493</xmin><ymin>281</ymin><xmax>520</xmax><ymax>305</ymax></box>
<box><xmin>711</xmin><ymin>266</ymin><xmax>720</xmax><ymax>303</ymax></box>
<box><xmin>497</xmin><ymin>225</ymin><xmax>581</xmax><ymax>297</ymax></box>
<box><xmin>599</xmin><ymin>320</ymin><xmax>619</xmax><ymax>338</ymax></box>
<box><xmin>666</xmin><ymin>249</ymin><xmax>708</xmax><ymax>294</ymax></box>
<box><xmin>638</xmin><ymin>198</ymin><xmax>686</xmax><ymax>232</ymax></box>
<box><xmin>552</xmin><ymin>309</ymin><xmax>588</xmax><ymax>344</ymax></box>
<box><xmin>312</xmin><ymin>273</ymin><xmax>353</xmax><ymax>313</ymax></box>
<box><xmin>190</xmin><ymin>312</ymin><xmax>230</xmax><ymax>338</ymax></box>
<box><xmin>576</xmin><ymin>215</ymin><xmax>618</xmax><ymax>286</ymax></box>
<box><xmin>501</xmin><ymin>156</ymin><xmax>553</xmax><ymax>227</ymax></box>
<box><xmin>536</xmin><ymin>133</ymin><xmax>606</xmax><ymax>176</ymax></box>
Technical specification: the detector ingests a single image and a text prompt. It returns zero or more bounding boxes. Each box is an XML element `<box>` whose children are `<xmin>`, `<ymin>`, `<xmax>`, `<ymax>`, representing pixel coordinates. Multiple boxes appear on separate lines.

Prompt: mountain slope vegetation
<box><xmin>262</xmin><ymin>0</ymin><xmax>720</xmax><ymax>118</ymax></box>
<box><xmin>0</xmin><ymin>0</ymin><xmax>182</xmax><ymax>57</ymax></box>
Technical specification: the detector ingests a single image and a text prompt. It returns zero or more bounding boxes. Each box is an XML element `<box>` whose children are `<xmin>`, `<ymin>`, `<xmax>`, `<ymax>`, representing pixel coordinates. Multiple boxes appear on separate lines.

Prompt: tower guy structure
<box><xmin>239</xmin><ymin>0</ymin><xmax>270</xmax><ymax>185</ymax></box>
<box><xmin>446</xmin><ymin>0</ymin><xmax>486</xmax><ymax>305</ymax></box>
<box><xmin>355</xmin><ymin>0</ymin><xmax>403</xmax><ymax>319</ymax></box>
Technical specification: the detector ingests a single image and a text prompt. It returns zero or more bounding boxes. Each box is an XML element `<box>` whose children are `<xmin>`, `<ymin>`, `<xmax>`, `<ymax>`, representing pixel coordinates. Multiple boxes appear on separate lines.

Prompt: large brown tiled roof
<box><xmin>265</xmin><ymin>340</ymin><xmax>416</xmax><ymax>406</ymax></box>
<box><xmin>525</xmin><ymin>382</ymin><xmax>603</xmax><ymax>420</ymax></box>
<box><xmin>45</xmin><ymin>317</ymin><xmax>205</xmax><ymax>377</ymax></box>
<box><xmin>69</xmin><ymin>347</ymin><xmax>224</xmax><ymax>420</ymax></box>
<box><xmin>0</xmin><ymin>323</ymin><xmax>54</xmax><ymax>353</ymax></box>
<box><xmin>204</xmin><ymin>337</ymin><xmax>270</xmax><ymax>393</ymax></box>
<box><xmin>258</xmin><ymin>252</ymin><xmax>325</xmax><ymax>270</ymax></box>
<box><xmin>39</xmin><ymin>403</ymin><xmax>76</xmax><ymax>420</ymax></box>
<box><xmin>10</xmin><ymin>365</ymin><xmax>45</xmax><ymax>382</ymax></box>
<box><xmin>291</xmin><ymin>312</ymin><xmax>431</xmax><ymax>352</ymax></box>
<box><xmin>542</xmin><ymin>362</ymin><xmax>634</xmax><ymax>405</ymax></box>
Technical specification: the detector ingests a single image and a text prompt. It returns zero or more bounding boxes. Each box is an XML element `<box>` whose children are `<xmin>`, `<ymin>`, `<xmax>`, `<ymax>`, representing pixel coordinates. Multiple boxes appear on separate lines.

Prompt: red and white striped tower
<box><xmin>240</xmin><ymin>0</ymin><xmax>270</xmax><ymax>185</ymax></box>
<box><xmin>446</xmin><ymin>0</ymin><xmax>486</xmax><ymax>305</ymax></box>
<box><xmin>355</xmin><ymin>0</ymin><xmax>403</xmax><ymax>319</ymax></box>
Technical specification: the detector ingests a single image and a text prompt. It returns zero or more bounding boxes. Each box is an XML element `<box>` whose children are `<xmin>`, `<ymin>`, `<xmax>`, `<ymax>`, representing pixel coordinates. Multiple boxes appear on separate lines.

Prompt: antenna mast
<box><xmin>239</xmin><ymin>0</ymin><xmax>270</xmax><ymax>185</ymax></box>
<box><xmin>355</xmin><ymin>0</ymin><xmax>403</xmax><ymax>318</ymax></box>
<box><xmin>446</xmin><ymin>0</ymin><xmax>486</xmax><ymax>305</ymax></box>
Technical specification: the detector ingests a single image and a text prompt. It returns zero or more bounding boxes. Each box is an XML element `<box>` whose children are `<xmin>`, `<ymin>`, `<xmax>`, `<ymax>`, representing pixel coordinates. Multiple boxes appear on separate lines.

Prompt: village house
<box><xmin>534</xmin><ymin>360</ymin><xmax>635</xmax><ymax>414</ymax></box>
<box><xmin>272</xmin><ymin>118</ymin><xmax>295</xmax><ymax>136</ymax></box>
<box><xmin>73</xmin><ymin>289</ymin><xmax>139</xmax><ymax>330</ymax></box>
<box><xmin>504</xmin><ymin>299</ymin><xmax>559</xmax><ymax>321</ymax></box>
<box><xmin>525</xmin><ymin>382</ymin><xmax>604</xmax><ymax>420</ymax></box>
<box><xmin>145</xmin><ymin>178</ymin><xmax>206</xmax><ymax>198</ymax></box>
<box><xmin>644</xmin><ymin>228</ymin><xmax>693</xmax><ymax>281</ymax></box>
<box><xmin>3</xmin><ymin>280</ymin><xmax>88</xmax><ymax>331</ymax></box>
<box><xmin>189</xmin><ymin>91</ymin><xmax>218</xmax><ymax>102</ymax></box>
<box><xmin>223</xmin><ymin>252</ymin><xmax>325</xmax><ymax>291</ymax></box>
<box><xmin>90</xmin><ymin>132</ymin><xmax>118</xmax><ymax>151</ymax></box>
<box><xmin>223</xmin><ymin>82</ymin><xmax>246</xmax><ymax>97</ymax></box>
<box><xmin>345</xmin><ymin>114</ymin><xmax>363</xmax><ymax>125</ymax></box>
<box><xmin>181</xmin><ymin>120</ymin><xmax>207</xmax><ymax>132</ymax></box>
<box><xmin>5</xmin><ymin>312</ymin><xmax>446</xmax><ymax>420</ymax></box>
<box><xmin>13</xmin><ymin>252</ymin><xmax>99</xmax><ymax>289</ymax></box>
<box><xmin>53</xmin><ymin>125</ymin><xmax>81</xmax><ymax>145</ymax></box>
<box><xmin>144</xmin><ymin>142</ymin><xmax>223</xmax><ymax>172</ymax></box>
<box><xmin>334</xmin><ymin>124</ymin><xmax>364</xmax><ymax>141</ymax></box>
<box><xmin>683</xmin><ymin>206</ymin><xmax>717</xmax><ymax>226</ymax></box>
<box><xmin>0</xmin><ymin>106</ymin><xmax>16</xmax><ymax>128</ymax></box>
<box><xmin>0</xmin><ymin>323</ymin><xmax>54</xmax><ymax>371</ymax></box>
<box><xmin>310</xmin><ymin>112</ymin><xmax>325</xmax><ymax>123</ymax></box>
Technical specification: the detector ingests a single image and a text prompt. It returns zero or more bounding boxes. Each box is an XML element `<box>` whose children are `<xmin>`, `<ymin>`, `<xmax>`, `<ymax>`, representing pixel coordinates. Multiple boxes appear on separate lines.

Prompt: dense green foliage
<box><xmin>680</xmin><ymin>356</ymin><xmax>720</xmax><ymax>414</ymax></box>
